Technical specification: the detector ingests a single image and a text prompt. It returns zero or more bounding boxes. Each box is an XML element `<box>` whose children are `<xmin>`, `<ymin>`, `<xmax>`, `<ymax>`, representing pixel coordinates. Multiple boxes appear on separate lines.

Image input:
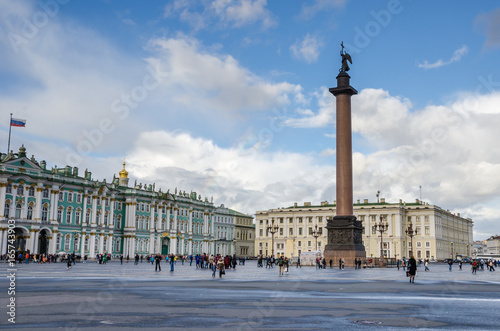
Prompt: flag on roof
<box><xmin>10</xmin><ymin>118</ymin><xmax>26</xmax><ymax>127</ymax></box>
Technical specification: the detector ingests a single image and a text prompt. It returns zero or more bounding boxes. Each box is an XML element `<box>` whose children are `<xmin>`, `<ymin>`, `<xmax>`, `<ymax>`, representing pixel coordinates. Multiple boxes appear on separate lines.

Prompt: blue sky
<box><xmin>1</xmin><ymin>1</ymin><xmax>500</xmax><ymax>240</ymax></box>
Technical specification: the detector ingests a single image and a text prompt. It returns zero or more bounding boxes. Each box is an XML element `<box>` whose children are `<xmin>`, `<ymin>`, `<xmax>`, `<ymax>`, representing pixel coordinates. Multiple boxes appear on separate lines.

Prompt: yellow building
<box><xmin>232</xmin><ymin>209</ymin><xmax>255</xmax><ymax>257</ymax></box>
<box><xmin>255</xmin><ymin>199</ymin><xmax>473</xmax><ymax>261</ymax></box>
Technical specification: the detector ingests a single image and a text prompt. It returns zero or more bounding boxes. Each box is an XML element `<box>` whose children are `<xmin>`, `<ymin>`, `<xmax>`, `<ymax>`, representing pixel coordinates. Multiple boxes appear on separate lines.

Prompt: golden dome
<box><xmin>119</xmin><ymin>161</ymin><xmax>128</xmax><ymax>179</ymax></box>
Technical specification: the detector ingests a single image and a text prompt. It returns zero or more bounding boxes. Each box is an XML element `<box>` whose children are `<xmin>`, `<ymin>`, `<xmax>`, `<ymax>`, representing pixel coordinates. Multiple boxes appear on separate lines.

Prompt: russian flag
<box><xmin>10</xmin><ymin>118</ymin><xmax>26</xmax><ymax>127</ymax></box>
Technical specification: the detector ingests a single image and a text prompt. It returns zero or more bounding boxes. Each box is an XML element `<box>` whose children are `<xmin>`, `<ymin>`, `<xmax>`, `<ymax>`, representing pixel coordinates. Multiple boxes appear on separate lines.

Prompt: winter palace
<box><xmin>0</xmin><ymin>146</ymin><xmax>253</xmax><ymax>258</ymax></box>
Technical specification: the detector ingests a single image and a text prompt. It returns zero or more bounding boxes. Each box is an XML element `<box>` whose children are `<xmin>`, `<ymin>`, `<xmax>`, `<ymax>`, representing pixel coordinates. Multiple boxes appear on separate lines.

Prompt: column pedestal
<box><xmin>324</xmin><ymin>216</ymin><xmax>365</xmax><ymax>268</ymax></box>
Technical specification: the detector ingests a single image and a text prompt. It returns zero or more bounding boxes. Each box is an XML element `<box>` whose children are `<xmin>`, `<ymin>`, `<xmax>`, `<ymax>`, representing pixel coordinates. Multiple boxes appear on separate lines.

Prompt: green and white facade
<box><xmin>0</xmin><ymin>146</ymin><xmax>223</xmax><ymax>258</ymax></box>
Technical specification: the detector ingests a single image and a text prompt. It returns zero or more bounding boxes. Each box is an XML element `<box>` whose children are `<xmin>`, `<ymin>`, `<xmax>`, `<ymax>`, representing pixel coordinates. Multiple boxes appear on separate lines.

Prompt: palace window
<box><xmin>57</xmin><ymin>209</ymin><xmax>62</xmax><ymax>223</ymax></box>
<box><xmin>58</xmin><ymin>192</ymin><xmax>64</xmax><ymax>201</ymax></box>
<box><xmin>4</xmin><ymin>203</ymin><xmax>9</xmax><ymax>218</ymax></box>
<box><xmin>105</xmin><ymin>198</ymin><xmax>109</xmax><ymax>207</ymax></box>
<box><xmin>66</xmin><ymin>208</ymin><xmax>72</xmax><ymax>224</ymax></box>
<box><xmin>308</xmin><ymin>241</ymin><xmax>312</xmax><ymax>247</ymax></box>
<box><xmin>75</xmin><ymin>210</ymin><xmax>81</xmax><ymax>225</ymax></box>
<box><xmin>87</xmin><ymin>195</ymin><xmax>91</xmax><ymax>205</ymax></box>
<box><xmin>74</xmin><ymin>236</ymin><xmax>79</xmax><ymax>252</ymax></box>
<box><xmin>42</xmin><ymin>188</ymin><xmax>49</xmax><ymax>198</ymax></box>
<box><xmin>41</xmin><ymin>206</ymin><xmax>48</xmax><ymax>222</ymax></box>
<box><xmin>76</xmin><ymin>194</ymin><xmax>82</xmax><ymax>203</ymax></box>
<box><xmin>425</xmin><ymin>226</ymin><xmax>430</xmax><ymax>235</ymax></box>
<box><xmin>65</xmin><ymin>235</ymin><xmax>71</xmax><ymax>251</ymax></box>
<box><xmin>318</xmin><ymin>216</ymin><xmax>323</xmax><ymax>223</ymax></box>
<box><xmin>6</xmin><ymin>184</ymin><xmax>12</xmax><ymax>193</ymax></box>
<box><xmin>17</xmin><ymin>185</ymin><xmax>24</xmax><ymax>196</ymax></box>
<box><xmin>15</xmin><ymin>204</ymin><xmax>21</xmax><ymax>219</ymax></box>
<box><xmin>289</xmin><ymin>228</ymin><xmax>293</xmax><ymax>236</ymax></box>
<box><xmin>84</xmin><ymin>236</ymin><xmax>89</xmax><ymax>252</ymax></box>
<box><xmin>27</xmin><ymin>205</ymin><xmax>33</xmax><ymax>220</ymax></box>
<box><xmin>298</xmin><ymin>241</ymin><xmax>301</xmax><ymax>246</ymax></box>
<box><xmin>56</xmin><ymin>235</ymin><xmax>61</xmax><ymax>251</ymax></box>
<box><xmin>279</xmin><ymin>228</ymin><xmax>283</xmax><ymax>236</ymax></box>
<box><xmin>372</xmin><ymin>226</ymin><xmax>377</xmax><ymax>235</ymax></box>
<box><xmin>298</xmin><ymin>218</ymin><xmax>303</xmax><ymax>223</ymax></box>
<box><xmin>28</xmin><ymin>187</ymin><xmax>35</xmax><ymax>196</ymax></box>
<box><xmin>68</xmin><ymin>192</ymin><xmax>73</xmax><ymax>202</ymax></box>
<box><xmin>299</xmin><ymin>228</ymin><xmax>303</xmax><ymax>235</ymax></box>
<box><xmin>425</xmin><ymin>241</ymin><xmax>430</xmax><ymax>247</ymax></box>
<box><xmin>279</xmin><ymin>218</ymin><xmax>283</xmax><ymax>224</ymax></box>
<box><xmin>259</xmin><ymin>229</ymin><xmax>263</xmax><ymax>236</ymax></box>
<box><xmin>104</xmin><ymin>213</ymin><xmax>108</xmax><ymax>226</ymax></box>
<box><xmin>85</xmin><ymin>210</ymin><xmax>90</xmax><ymax>224</ymax></box>
<box><xmin>308</xmin><ymin>217</ymin><xmax>313</xmax><ymax>223</ymax></box>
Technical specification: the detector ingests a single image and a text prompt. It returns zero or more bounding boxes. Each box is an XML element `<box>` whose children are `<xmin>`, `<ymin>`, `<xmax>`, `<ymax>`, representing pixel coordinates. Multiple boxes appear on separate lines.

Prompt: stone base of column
<box><xmin>324</xmin><ymin>215</ymin><xmax>366</xmax><ymax>268</ymax></box>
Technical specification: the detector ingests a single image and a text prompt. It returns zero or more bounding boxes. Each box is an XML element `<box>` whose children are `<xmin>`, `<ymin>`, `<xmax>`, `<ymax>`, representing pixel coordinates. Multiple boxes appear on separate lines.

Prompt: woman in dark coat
<box><xmin>408</xmin><ymin>256</ymin><xmax>417</xmax><ymax>283</ymax></box>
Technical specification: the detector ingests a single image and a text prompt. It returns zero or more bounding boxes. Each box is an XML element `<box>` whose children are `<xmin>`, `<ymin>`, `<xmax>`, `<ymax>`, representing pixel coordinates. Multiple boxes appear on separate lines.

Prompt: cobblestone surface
<box><xmin>1</xmin><ymin>260</ymin><xmax>499</xmax><ymax>329</ymax></box>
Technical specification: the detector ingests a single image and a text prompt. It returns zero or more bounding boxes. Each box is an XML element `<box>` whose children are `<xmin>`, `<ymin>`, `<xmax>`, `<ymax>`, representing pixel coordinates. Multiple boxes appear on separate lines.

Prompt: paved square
<box><xmin>1</xmin><ymin>260</ymin><xmax>499</xmax><ymax>329</ymax></box>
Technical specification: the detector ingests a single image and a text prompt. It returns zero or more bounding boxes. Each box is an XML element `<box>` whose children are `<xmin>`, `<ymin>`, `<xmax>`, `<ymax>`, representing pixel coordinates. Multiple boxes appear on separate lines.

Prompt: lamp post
<box><xmin>405</xmin><ymin>221</ymin><xmax>418</xmax><ymax>257</ymax></box>
<box><xmin>311</xmin><ymin>224</ymin><xmax>320</xmax><ymax>251</ymax></box>
<box><xmin>375</xmin><ymin>216</ymin><xmax>388</xmax><ymax>267</ymax></box>
<box><xmin>266</xmin><ymin>219</ymin><xmax>279</xmax><ymax>257</ymax></box>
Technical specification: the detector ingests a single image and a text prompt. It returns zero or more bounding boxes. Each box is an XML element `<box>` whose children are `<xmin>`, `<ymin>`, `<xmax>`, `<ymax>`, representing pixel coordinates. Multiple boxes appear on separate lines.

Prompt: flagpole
<box><xmin>7</xmin><ymin>113</ymin><xmax>12</xmax><ymax>154</ymax></box>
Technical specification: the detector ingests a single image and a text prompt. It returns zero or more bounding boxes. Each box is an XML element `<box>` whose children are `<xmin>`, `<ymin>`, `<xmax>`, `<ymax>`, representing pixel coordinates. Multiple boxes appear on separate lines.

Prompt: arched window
<box><xmin>15</xmin><ymin>204</ymin><xmax>21</xmax><ymax>218</ymax></box>
<box><xmin>116</xmin><ymin>238</ymin><xmax>121</xmax><ymax>252</ymax></box>
<box><xmin>4</xmin><ymin>203</ymin><xmax>10</xmax><ymax>218</ymax></box>
<box><xmin>94</xmin><ymin>236</ymin><xmax>99</xmax><ymax>254</ymax></box>
<box><xmin>57</xmin><ymin>208</ymin><xmax>62</xmax><ymax>223</ymax></box>
<box><xmin>41</xmin><ymin>205</ymin><xmax>48</xmax><ymax>222</ymax></box>
<box><xmin>27</xmin><ymin>205</ymin><xmax>33</xmax><ymax>220</ymax></box>
<box><xmin>136</xmin><ymin>216</ymin><xmax>140</xmax><ymax>230</ymax></box>
<box><xmin>85</xmin><ymin>210</ymin><xmax>90</xmax><ymax>224</ymax></box>
<box><xmin>75</xmin><ymin>210</ymin><xmax>81</xmax><ymax>225</ymax></box>
<box><xmin>17</xmin><ymin>185</ymin><xmax>24</xmax><ymax>196</ymax></box>
<box><xmin>68</xmin><ymin>192</ymin><xmax>73</xmax><ymax>202</ymax></box>
<box><xmin>103</xmin><ymin>237</ymin><xmax>107</xmax><ymax>252</ymax></box>
<box><xmin>145</xmin><ymin>218</ymin><xmax>149</xmax><ymax>230</ymax></box>
<box><xmin>28</xmin><ymin>186</ymin><xmax>35</xmax><ymax>196</ymax></box>
<box><xmin>66</xmin><ymin>208</ymin><xmax>72</xmax><ymax>224</ymax></box>
<box><xmin>104</xmin><ymin>213</ymin><xmax>108</xmax><ymax>226</ymax></box>
<box><xmin>74</xmin><ymin>235</ymin><xmax>80</xmax><ymax>252</ymax></box>
<box><xmin>58</xmin><ymin>192</ymin><xmax>64</xmax><ymax>201</ymax></box>
<box><xmin>84</xmin><ymin>235</ymin><xmax>89</xmax><ymax>252</ymax></box>
<box><xmin>64</xmin><ymin>235</ymin><xmax>71</xmax><ymax>251</ymax></box>
<box><xmin>6</xmin><ymin>184</ymin><xmax>12</xmax><ymax>193</ymax></box>
<box><xmin>56</xmin><ymin>234</ymin><xmax>62</xmax><ymax>251</ymax></box>
<box><xmin>42</xmin><ymin>188</ymin><xmax>49</xmax><ymax>198</ymax></box>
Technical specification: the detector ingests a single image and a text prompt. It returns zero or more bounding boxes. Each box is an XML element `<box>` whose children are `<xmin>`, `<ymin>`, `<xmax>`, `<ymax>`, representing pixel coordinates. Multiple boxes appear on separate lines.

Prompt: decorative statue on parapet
<box><xmin>340</xmin><ymin>41</ymin><xmax>352</xmax><ymax>73</ymax></box>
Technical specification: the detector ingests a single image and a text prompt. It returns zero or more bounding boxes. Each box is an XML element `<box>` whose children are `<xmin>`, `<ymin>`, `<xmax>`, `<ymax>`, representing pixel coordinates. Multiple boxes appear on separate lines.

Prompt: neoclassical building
<box><xmin>0</xmin><ymin>146</ymin><xmax>244</xmax><ymax>258</ymax></box>
<box><xmin>255</xmin><ymin>199</ymin><xmax>473</xmax><ymax>261</ymax></box>
<box><xmin>233</xmin><ymin>209</ymin><xmax>255</xmax><ymax>258</ymax></box>
<box><xmin>214</xmin><ymin>204</ymin><xmax>235</xmax><ymax>256</ymax></box>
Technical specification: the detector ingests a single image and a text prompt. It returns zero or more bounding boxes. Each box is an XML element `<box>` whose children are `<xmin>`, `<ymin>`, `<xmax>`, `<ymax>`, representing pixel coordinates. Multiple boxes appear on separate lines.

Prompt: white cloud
<box><xmin>284</xmin><ymin>88</ymin><xmax>333</xmax><ymax>127</ymax></box>
<box><xmin>125</xmin><ymin>130</ymin><xmax>334</xmax><ymax>213</ymax></box>
<box><xmin>147</xmin><ymin>35</ymin><xmax>302</xmax><ymax>114</ymax></box>
<box><xmin>475</xmin><ymin>8</ymin><xmax>500</xmax><ymax>48</ymax></box>
<box><xmin>299</xmin><ymin>0</ymin><xmax>347</xmax><ymax>20</ymax></box>
<box><xmin>290</xmin><ymin>33</ymin><xmax>323</xmax><ymax>63</ymax></box>
<box><xmin>165</xmin><ymin>0</ymin><xmax>276</xmax><ymax>31</ymax></box>
<box><xmin>417</xmin><ymin>45</ymin><xmax>468</xmax><ymax>70</ymax></box>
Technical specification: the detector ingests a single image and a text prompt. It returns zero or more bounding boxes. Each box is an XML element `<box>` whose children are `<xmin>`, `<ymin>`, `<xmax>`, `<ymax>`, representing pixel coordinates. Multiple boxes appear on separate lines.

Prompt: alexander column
<box><xmin>324</xmin><ymin>42</ymin><xmax>366</xmax><ymax>267</ymax></box>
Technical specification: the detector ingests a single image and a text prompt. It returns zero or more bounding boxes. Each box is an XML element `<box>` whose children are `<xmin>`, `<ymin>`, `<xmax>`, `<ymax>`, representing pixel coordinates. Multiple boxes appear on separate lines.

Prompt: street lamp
<box><xmin>311</xmin><ymin>224</ymin><xmax>320</xmax><ymax>251</ymax></box>
<box><xmin>375</xmin><ymin>215</ymin><xmax>388</xmax><ymax>267</ymax></box>
<box><xmin>405</xmin><ymin>221</ymin><xmax>418</xmax><ymax>257</ymax></box>
<box><xmin>266</xmin><ymin>219</ymin><xmax>279</xmax><ymax>257</ymax></box>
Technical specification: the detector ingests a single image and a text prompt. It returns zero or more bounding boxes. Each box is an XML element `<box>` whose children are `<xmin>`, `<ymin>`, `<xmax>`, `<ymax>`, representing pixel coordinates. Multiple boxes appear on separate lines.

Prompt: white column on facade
<box><xmin>32</xmin><ymin>229</ymin><xmax>40</xmax><ymax>254</ymax></box>
<box><xmin>99</xmin><ymin>233</ymin><xmax>104</xmax><ymax>253</ymax></box>
<box><xmin>157</xmin><ymin>204</ymin><xmax>163</xmax><ymax>231</ymax></box>
<box><xmin>109</xmin><ymin>197</ymin><xmax>115</xmax><ymax>229</ymax></box>
<box><xmin>21</xmin><ymin>185</ymin><xmax>28</xmax><ymax>220</ymax></box>
<box><xmin>188</xmin><ymin>209</ymin><xmax>193</xmax><ymax>235</ymax></box>
<box><xmin>91</xmin><ymin>196</ymin><xmax>98</xmax><ymax>226</ymax></box>
<box><xmin>80</xmin><ymin>233</ymin><xmax>86</xmax><ymax>257</ymax></box>
<box><xmin>107</xmin><ymin>234</ymin><xmax>113</xmax><ymax>253</ymax></box>
<box><xmin>0</xmin><ymin>182</ymin><xmax>7</xmax><ymax>221</ymax></box>
<box><xmin>165</xmin><ymin>205</ymin><xmax>171</xmax><ymax>231</ymax></box>
<box><xmin>34</xmin><ymin>184</ymin><xmax>43</xmax><ymax>222</ymax></box>
<box><xmin>10</xmin><ymin>184</ymin><xmax>17</xmax><ymax>218</ymax></box>
<box><xmin>173</xmin><ymin>206</ymin><xmax>178</xmax><ymax>231</ymax></box>
<box><xmin>48</xmin><ymin>231</ymin><xmax>57</xmax><ymax>254</ymax></box>
<box><xmin>89</xmin><ymin>233</ymin><xmax>96</xmax><ymax>257</ymax></box>
<box><xmin>82</xmin><ymin>191</ymin><xmax>88</xmax><ymax>227</ymax></box>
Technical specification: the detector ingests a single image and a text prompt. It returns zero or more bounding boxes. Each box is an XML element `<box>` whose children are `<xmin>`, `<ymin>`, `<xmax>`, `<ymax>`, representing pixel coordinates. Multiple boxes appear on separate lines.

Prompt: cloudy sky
<box><xmin>1</xmin><ymin>1</ymin><xmax>499</xmax><ymax>240</ymax></box>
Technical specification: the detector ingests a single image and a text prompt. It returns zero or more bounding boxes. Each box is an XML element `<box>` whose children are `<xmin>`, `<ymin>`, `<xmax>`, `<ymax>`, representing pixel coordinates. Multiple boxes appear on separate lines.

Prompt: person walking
<box><xmin>217</xmin><ymin>255</ymin><xmax>225</xmax><ymax>278</ymax></box>
<box><xmin>408</xmin><ymin>256</ymin><xmax>417</xmax><ymax>283</ymax></box>
<box><xmin>278</xmin><ymin>254</ymin><xmax>284</xmax><ymax>276</ymax></box>
<box><xmin>489</xmin><ymin>260</ymin><xmax>495</xmax><ymax>272</ymax></box>
<box><xmin>396</xmin><ymin>259</ymin><xmax>400</xmax><ymax>270</ymax></box>
<box><xmin>424</xmin><ymin>259</ymin><xmax>429</xmax><ymax>272</ymax></box>
<box><xmin>448</xmin><ymin>259</ymin><xmax>453</xmax><ymax>272</ymax></box>
<box><xmin>169</xmin><ymin>254</ymin><xmax>175</xmax><ymax>272</ymax></box>
<box><xmin>472</xmin><ymin>260</ymin><xmax>478</xmax><ymax>274</ymax></box>
<box><xmin>155</xmin><ymin>254</ymin><xmax>161</xmax><ymax>272</ymax></box>
<box><xmin>322</xmin><ymin>258</ymin><xmax>326</xmax><ymax>270</ymax></box>
<box><xmin>66</xmin><ymin>254</ymin><xmax>72</xmax><ymax>270</ymax></box>
<box><xmin>338</xmin><ymin>258</ymin><xmax>342</xmax><ymax>270</ymax></box>
<box><xmin>296</xmin><ymin>256</ymin><xmax>301</xmax><ymax>268</ymax></box>
<box><xmin>120</xmin><ymin>255</ymin><xmax>123</xmax><ymax>265</ymax></box>
<box><xmin>459</xmin><ymin>260</ymin><xmax>463</xmax><ymax>270</ymax></box>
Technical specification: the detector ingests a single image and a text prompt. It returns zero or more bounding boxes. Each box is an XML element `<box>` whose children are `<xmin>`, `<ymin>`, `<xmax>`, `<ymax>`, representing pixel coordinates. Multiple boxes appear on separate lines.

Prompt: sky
<box><xmin>0</xmin><ymin>0</ymin><xmax>499</xmax><ymax>240</ymax></box>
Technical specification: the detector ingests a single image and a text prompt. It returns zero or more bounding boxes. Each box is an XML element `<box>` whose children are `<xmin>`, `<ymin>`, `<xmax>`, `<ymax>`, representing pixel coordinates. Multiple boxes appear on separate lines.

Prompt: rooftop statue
<box><xmin>340</xmin><ymin>41</ymin><xmax>352</xmax><ymax>73</ymax></box>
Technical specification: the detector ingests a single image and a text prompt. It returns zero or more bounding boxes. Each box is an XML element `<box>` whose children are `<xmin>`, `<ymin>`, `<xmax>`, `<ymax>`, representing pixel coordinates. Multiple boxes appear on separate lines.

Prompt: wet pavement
<box><xmin>1</xmin><ymin>260</ymin><xmax>499</xmax><ymax>329</ymax></box>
